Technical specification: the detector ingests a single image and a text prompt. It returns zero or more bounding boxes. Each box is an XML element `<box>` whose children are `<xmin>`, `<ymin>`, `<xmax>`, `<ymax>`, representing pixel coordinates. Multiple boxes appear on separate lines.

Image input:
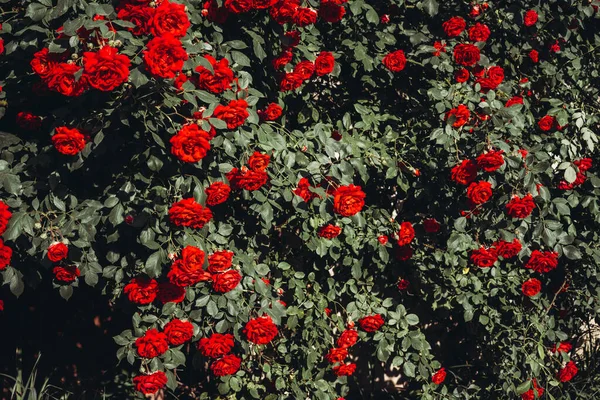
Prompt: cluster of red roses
<box><xmin>0</xmin><ymin>201</ymin><xmax>13</xmax><ymax>272</ymax></box>
<box><xmin>557</xmin><ymin>158</ymin><xmax>593</xmax><ymax>191</ymax></box>
<box><xmin>278</xmin><ymin>51</ymin><xmax>336</xmax><ymax>92</ymax></box>
<box><xmin>46</xmin><ymin>241</ymin><xmax>80</xmax><ymax>284</ymax></box>
<box><xmin>226</xmin><ymin>151</ymin><xmax>271</xmax><ymax>191</ymax></box>
<box><xmin>198</xmin><ymin>333</ymin><xmax>241</xmax><ymax>377</ymax></box>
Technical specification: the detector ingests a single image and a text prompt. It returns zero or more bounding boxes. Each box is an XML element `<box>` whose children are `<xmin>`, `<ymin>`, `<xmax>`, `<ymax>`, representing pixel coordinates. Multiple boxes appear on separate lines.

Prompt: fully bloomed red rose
<box><xmin>451</xmin><ymin>159</ymin><xmax>477</xmax><ymax>185</ymax></box>
<box><xmin>358</xmin><ymin>315</ymin><xmax>384</xmax><ymax>332</ymax></box>
<box><xmin>453</xmin><ymin>44</ymin><xmax>480</xmax><ymax>66</ymax></box>
<box><xmin>16</xmin><ymin>112</ymin><xmax>42</xmax><ymax>131</ymax></box>
<box><xmin>575</xmin><ymin>158</ymin><xmax>593</xmax><ymax>172</ymax></box>
<box><xmin>446</xmin><ymin>104</ymin><xmax>470</xmax><ymax>127</ymax></box>
<box><xmin>254</xmin><ymin>0</ymin><xmax>277</xmax><ymax>9</ymax></box>
<box><xmin>442</xmin><ymin>17</ymin><xmax>466</xmax><ymax>37</ymax></box>
<box><xmin>470</xmin><ymin>246</ymin><xmax>498</xmax><ymax>268</ymax></box>
<box><xmin>293</xmin><ymin>7</ymin><xmax>317</xmax><ymax>26</ymax></box>
<box><xmin>151</xmin><ymin>1</ymin><xmax>190</xmax><ymax>37</ymax></box>
<box><xmin>476</xmin><ymin>66</ymin><xmax>504</xmax><ymax>91</ymax></box>
<box><xmin>524</xmin><ymin>10</ymin><xmax>538</xmax><ymax>27</ymax></box>
<box><xmin>244</xmin><ymin>315</ymin><xmax>278</xmax><ymax>344</ymax></box>
<box><xmin>144</xmin><ymin>35</ymin><xmax>188</xmax><ymax>79</ymax></box>
<box><xmin>31</xmin><ymin>48</ymin><xmax>59</xmax><ymax>79</ymax></box>
<box><xmin>397</xmin><ymin>279</ymin><xmax>409</xmax><ymax>290</ymax></box>
<box><xmin>522</xmin><ymin>278</ymin><xmax>542</xmax><ymax>297</ymax></box>
<box><xmin>212</xmin><ymin>270</ymin><xmax>242</xmax><ymax>293</ymax></box>
<box><xmin>526</xmin><ymin>250</ymin><xmax>558</xmax><ymax>273</ymax></box>
<box><xmin>205</xmin><ymin>182</ymin><xmax>231</xmax><ymax>206</ymax></box>
<box><xmin>529</xmin><ymin>49</ymin><xmax>539</xmax><ymax>63</ymax></box>
<box><xmin>423</xmin><ymin>218</ymin><xmax>440</xmax><ymax>233</ymax></box>
<box><xmin>325</xmin><ymin>347</ymin><xmax>348</xmax><ymax>363</ymax></box>
<box><xmin>333</xmin><ymin>185</ymin><xmax>365</xmax><ymax>216</ymax></box>
<box><xmin>315</xmin><ymin>51</ymin><xmax>335</xmax><ymax>76</ymax></box>
<box><xmin>168</xmin><ymin>246</ymin><xmax>211</xmax><ymax>287</ymax></box>
<box><xmin>273</xmin><ymin>49</ymin><xmax>293</xmax><ymax>70</ymax></box>
<box><xmin>157</xmin><ymin>282</ymin><xmax>186</xmax><ymax>304</ymax></box>
<box><xmin>337</xmin><ymin>329</ymin><xmax>358</xmax><ymax>348</ymax></box>
<box><xmin>133</xmin><ymin>371</ymin><xmax>167</xmax><ymax>395</ymax></box>
<box><xmin>214</xmin><ymin>99</ymin><xmax>249</xmax><ymax>129</ymax></box>
<box><xmin>46</xmin><ymin>63</ymin><xmax>88</xmax><ymax>97</ymax></box>
<box><xmin>169</xmin><ymin>198</ymin><xmax>213</xmax><ymax>229</ymax></box>
<box><xmin>467</xmin><ymin>181</ymin><xmax>492</xmax><ymax>204</ymax></box>
<box><xmin>455</xmin><ymin>68</ymin><xmax>469</xmax><ymax>83</ymax></box>
<box><xmin>229</xmin><ymin>168</ymin><xmax>269</xmax><ymax>191</ymax></box>
<box><xmin>280</xmin><ymin>72</ymin><xmax>304</xmax><ymax>92</ymax></box>
<box><xmin>52</xmin><ymin>127</ymin><xmax>86</xmax><ymax>156</ymax></box>
<box><xmin>0</xmin><ymin>201</ymin><xmax>12</xmax><ymax>236</ymax></box>
<box><xmin>82</xmin><ymin>46</ymin><xmax>130</xmax><ymax>91</ymax></box>
<box><xmin>397</xmin><ymin>222</ymin><xmax>415</xmax><ymax>246</ymax></box>
<box><xmin>47</xmin><ymin>242</ymin><xmax>68</xmax><ymax>262</ymax></box>
<box><xmin>506</xmin><ymin>194</ymin><xmax>535</xmax><ymax>219</ymax></box>
<box><xmin>248</xmin><ymin>152</ymin><xmax>270</xmax><ymax>171</ymax></box>
<box><xmin>537</xmin><ymin>115</ymin><xmax>556</xmax><ymax>131</ymax></box>
<box><xmin>521</xmin><ymin>379</ymin><xmax>544</xmax><ymax>400</ymax></box>
<box><xmin>203</xmin><ymin>0</ymin><xmax>230</xmax><ymax>23</ymax></box>
<box><xmin>319</xmin><ymin>1</ymin><xmax>345</xmax><ymax>23</ymax></box>
<box><xmin>53</xmin><ymin>265</ymin><xmax>80</xmax><ymax>283</ymax></box>
<box><xmin>270</xmin><ymin>0</ymin><xmax>299</xmax><ymax>23</ymax></box>
<box><xmin>558</xmin><ymin>361</ymin><xmax>578</xmax><ymax>382</ymax></box>
<box><xmin>494</xmin><ymin>238</ymin><xmax>522</xmax><ymax>259</ymax></box>
<box><xmin>476</xmin><ymin>150</ymin><xmax>504</xmax><ymax>172</ymax></box>
<box><xmin>294</xmin><ymin>60</ymin><xmax>315</xmax><ymax>80</ymax></box>
<box><xmin>259</xmin><ymin>103</ymin><xmax>283</xmax><ymax>121</ymax></box>
<box><xmin>468</xmin><ymin>23</ymin><xmax>490</xmax><ymax>42</ymax></box>
<box><xmin>135</xmin><ymin>329</ymin><xmax>169</xmax><ymax>359</ymax></box>
<box><xmin>164</xmin><ymin>319</ymin><xmax>194</xmax><ymax>346</ymax></box>
<box><xmin>318</xmin><ymin>224</ymin><xmax>341</xmax><ymax>239</ymax></box>
<box><xmin>432</xmin><ymin>368</ymin><xmax>446</xmax><ymax>384</ymax></box>
<box><xmin>506</xmin><ymin>96</ymin><xmax>524</xmax><ymax>107</ymax></box>
<box><xmin>0</xmin><ymin>239</ymin><xmax>12</xmax><ymax>270</ymax></box>
<box><xmin>124</xmin><ymin>276</ymin><xmax>159</xmax><ymax>305</ymax></box>
<box><xmin>208</xmin><ymin>250</ymin><xmax>234</xmax><ymax>273</ymax></box>
<box><xmin>293</xmin><ymin>178</ymin><xmax>320</xmax><ymax>202</ymax></box>
<box><xmin>195</xmin><ymin>55</ymin><xmax>234</xmax><ymax>94</ymax></box>
<box><xmin>382</xmin><ymin>50</ymin><xmax>406</xmax><ymax>73</ymax></box>
<box><xmin>333</xmin><ymin>363</ymin><xmax>356</xmax><ymax>376</ymax></box>
<box><xmin>210</xmin><ymin>354</ymin><xmax>241</xmax><ymax>376</ymax></box>
<box><xmin>170</xmin><ymin>124</ymin><xmax>211</xmax><ymax>163</ymax></box>
<box><xmin>225</xmin><ymin>0</ymin><xmax>252</xmax><ymax>13</ymax></box>
<box><xmin>117</xmin><ymin>3</ymin><xmax>155</xmax><ymax>36</ymax></box>
<box><xmin>198</xmin><ymin>333</ymin><xmax>234</xmax><ymax>358</ymax></box>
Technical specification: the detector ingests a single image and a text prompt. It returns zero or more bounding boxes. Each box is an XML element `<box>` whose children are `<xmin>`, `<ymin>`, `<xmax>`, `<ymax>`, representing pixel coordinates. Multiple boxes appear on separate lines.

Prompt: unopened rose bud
<box><xmin>34</xmin><ymin>222</ymin><xmax>42</xmax><ymax>229</ymax></box>
<box><xmin>149</xmin><ymin>1</ymin><xmax>156</xmax><ymax>6</ymax></box>
<box><xmin>168</xmin><ymin>252</ymin><xmax>177</xmax><ymax>260</ymax></box>
<box><xmin>301</xmin><ymin>145</ymin><xmax>307</xmax><ymax>152</ymax></box>
<box><xmin>347</xmin><ymin>320</ymin><xmax>355</xmax><ymax>329</ymax></box>
<box><xmin>186</xmin><ymin>70</ymin><xmax>192</xmax><ymax>77</ymax></box>
<box><xmin>87</xmin><ymin>43</ymin><xmax>94</xmax><ymax>49</ymax></box>
<box><xmin>380</xmin><ymin>14</ymin><xmax>390</xmax><ymax>23</ymax></box>
<box><xmin>201</xmin><ymin>9</ymin><xmax>209</xmax><ymax>16</ymax></box>
<box><xmin>40</xmin><ymin>233</ymin><xmax>47</xmax><ymax>239</ymax></box>
<box><xmin>67</xmin><ymin>60</ymin><xmax>73</xmax><ymax>64</ymax></box>
<box><xmin>277</xmin><ymin>288</ymin><xmax>284</xmax><ymax>295</ymax></box>
<box><xmin>108</xmin><ymin>40</ymin><xmax>115</xmax><ymax>47</ymax></box>
<box><xmin>114</xmin><ymin>40</ymin><xmax>122</xmax><ymax>47</ymax></box>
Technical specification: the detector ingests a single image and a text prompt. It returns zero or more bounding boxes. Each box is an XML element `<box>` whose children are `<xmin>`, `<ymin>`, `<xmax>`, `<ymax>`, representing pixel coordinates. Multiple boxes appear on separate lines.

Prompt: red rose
<box><xmin>213</xmin><ymin>99</ymin><xmax>249</xmax><ymax>129</ymax></box>
<box><xmin>494</xmin><ymin>238</ymin><xmax>522</xmax><ymax>259</ymax></box>
<box><xmin>432</xmin><ymin>41</ymin><xmax>446</xmax><ymax>56</ymax></box>
<box><xmin>225</xmin><ymin>0</ymin><xmax>252</xmax><ymax>13</ymax></box>
<box><xmin>397</xmin><ymin>279</ymin><xmax>409</xmax><ymax>290</ymax></box>
<box><xmin>292</xmin><ymin>7</ymin><xmax>317</xmax><ymax>27</ymax></box>
<box><xmin>151</xmin><ymin>0</ymin><xmax>190</xmax><ymax>37</ymax></box>
<box><xmin>124</xmin><ymin>276</ymin><xmax>159</xmax><ymax>305</ymax></box>
<box><xmin>170</xmin><ymin>124</ymin><xmax>211</xmax><ymax>163</ymax></box>
<box><xmin>210</xmin><ymin>354</ymin><xmax>241</xmax><ymax>376</ymax></box>
<box><xmin>446</xmin><ymin>104</ymin><xmax>470</xmax><ymax>127</ymax></box>
<box><xmin>318</xmin><ymin>224</ymin><xmax>341</xmax><ymax>239</ymax></box>
<box><xmin>203</xmin><ymin>0</ymin><xmax>230</xmax><ymax>23</ymax></box>
<box><xmin>397</xmin><ymin>222</ymin><xmax>415</xmax><ymax>246</ymax></box>
<box><xmin>552</xmin><ymin>342</ymin><xmax>573</xmax><ymax>353</ymax></box>
<box><xmin>470</xmin><ymin>246</ymin><xmax>498</xmax><ymax>268</ymax></box>
<box><xmin>451</xmin><ymin>159</ymin><xmax>478</xmax><ymax>185</ymax></box>
<box><xmin>16</xmin><ymin>112</ymin><xmax>42</xmax><ymax>131</ymax></box>
<box><xmin>157</xmin><ymin>282</ymin><xmax>186</xmax><ymax>304</ymax></box>
<box><xmin>164</xmin><ymin>319</ymin><xmax>194</xmax><ymax>346</ymax></box>
<box><xmin>333</xmin><ymin>363</ymin><xmax>356</xmax><ymax>376</ymax></box>
<box><xmin>453</xmin><ymin>44</ymin><xmax>480</xmax><ymax>66</ymax></box>
<box><xmin>538</xmin><ymin>115</ymin><xmax>557</xmax><ymax>132</ymax></box>
<box><xmin>168</xmin><ymin>246</ymin><xmax>211</xmax><ymax>287</ymax></box>
<box><xmin>53</xmin><ymin>265</ymin><xmax>80</xmax><ymax>283</ymax></box>
<box><xmin>476</xmin><ymin>150</ymin><xmax>504</xmax><ymax>172</ymax></box>
<box><xmin>195</xmin><ymin>55</ymin><xmax>234</xmax><ymax>94</ymax></box>
<box><xmin>270</xmin><ymin>0</ymin><xmax>299</xmax><ymax>23</ymax></box>
<box><xmin>325</xmin><ymin>347</ymin><xmax>348</xmax><ymax>363</ymax></box>
<box><xmin>0</xmin><ymin>239</ymin><xmax>12</xmax><ymax>270</ymax></box>
<box><xmin>294</xmin><ymin>60</ymin><xmax>315</xmax><ymax>80</ymax></box>
<box><xmin>0</xmin><ymin>201</ymin><xmax>12</xmax><ymax>236</ymax></box>
<box><xmin>442</xmin><ymin>16</ymin><xmax>466</xmax><ymax>37</ymax></box>
<box><xmin>423</xmin><ymin>218</ymin><xmax>440</xmax><ymax>233</ymax></box>
<box><xmin>135</xmin><ymin>329</ymin><xmax>169</xmax><ymax>359</ymax></box>
<box><xmin>525</xmin><ymin>250</ymin><xmax>558</xmax><ymax>273</ymax></box>
<box><xmin>229</xmin><ymin>168</ymin><xmax>269</xmax><ymax>191</ymax></box>
<box><xmin>521</xmin><ymin>379</ymin><xmax>544</xmax><ymax>400</ymax></box>
<box><xmin>52</xmin><ymin>127</ymin><xmax>86</xmax><ymax>156</ymax></box>
<box><xmin>524</xmin><ymin>10</ymin><xmax>538</xmax><ymax>27</ymax></box>
<box><xmin>467</xmin><ymin>181</ymin><xmax>492</xmax><ymax>204</ymax></box>
<box><xmin>333</xmin><ymin>184</ymin><xmax>365</xmax><ymax>216</ymax></box>
<box><xmin>248</xmin><ymin>151</ymin><xmax>270</xmax><ymax>171</ymax></box>
<box><xmin>46</xmin><ymin>63</ymin><xmax>88</xmax><ymax>97</ymax></box>
<box><xmin>506</xmin><ymin>96</ymin><xmax>524</xmax><ymax>107</ymax></box>
<box><xmin>575</xmin><ymin>158</ymin><xmax>593</xmax><ymax>172</ymax></box>
<box><xmin>395</xmin><ymin>245</ymin><xmax>413</xmax><ymax>261</ymax></box>
<box><xmin>455</xmin><ymin>68</ymin><xmax>469</xmax><ymax>83</ymax></box>
<box><xmin>198</xmin><ymin>333</ymin><xmax>235</xmax><ymax>358</ymax></box>
<box><xmin>476</xmin><ymin>66</ymin><xmax>504</xmax><ymax>91</ymax></box>
<box><xmin>293</xmin><ymin>178</ymin><xmax>320</xmax><ymax>202</ymax></box>
<box><xmin>468</xmin><ymin>23</ymin><xmax>490</xmax><ymax>42</ymax></box>
<box><xmin>529</xmin><ymin>49</ymin><xmax>539</xmax><ymax>63</ymax></box>
<box><xmin>169</xmin><ymin>198</ymin><xmax>213</xmax><ymax>229</ymax></box>
<box><xmin>377</xmin><ymin>235</ymin><xmax>388</xmax><ymax>245</ymax></box>
<box><xmin>358</xmin><ymin>314</ymin><xmax>384</xmax><ymax>332</ymax></box>
<box><xmin>506</xmin><ymin>194</ymin><xmax>535</xmax><ymax>219</ymax></box>
<box><xmin>558</xmin><ymin>361</ymin><xmax>577</xmax><ymax>382</ymax></box>
<box><xmin>432</xmin><ymin>368</ymin><xmax>446</xmax><ymax>384</ymax></box>
<box><xmin>273</xmin><ymin>49</ymin><xmax>293</xmax><ymax>70</ymax></box>
<box><xmin>82</xmin><ymin>46</ymin><xmax>130</xmax><ymax>92</ymax></box>
<box><xmin>254</xmin><ymin>0</ymin><xmax>277</xmax><ymax>9</ymax></box>
<box><xmin>319</xmin><ymin>1</ymin><xmax>345</xmax><ymax>23</ymax></box>
<box><xmin>260</xmin><ymin>103</ymin><xmax>283</xmax><ymax>121</ymax></box>
<box><xmin>144</xmin><ymin>35</ymin><xmax>188</xmax><ymax>79</ymax></box>
<box><xmin>522</xmin><ymin>278</ymin><xmax>542</xmax><ymax>297</ymax></box>
<box><xmin>337</xmin><ymin>329</ymin><xmax>358</xmax><ymax>348</ymax></box>
<box><xmin>382</xmin><ymin>50</ymin><xmax>406</xmax><ymax>73</ymax></box>
<box><xmin>133</xmin><ymin>371</ymin><xmax>168</xmax><ymax>395</ymax></box>
<box><xmin>212</xmin><ymin>270</ymin><xmax>242</xmax><ymax>293</ymax></box>
<box><xmin>47</xmin><ymin>242</ymin><xmax>68</xmax><ymax>262</ymax></box>
<box><xmin>31</xmin><ymin>48</ymin><xmax>60</xmax><ymax>79</ymax></box>
<box><xmin>117</xmin><ymin>4</ymin><xmax>155</xmax><ymax>36</ymax></box>
<box><xmin>315</xmin><ymin>51</ymin><xmax>335</xmax><ymax>76</ymax></box>
<box><xmin>280</xmin><ymin>72</ymin><xmax>304</xmax><ymax>92</ymax></box>
<box><xmin>244</xmin><ymin>315</ymin><xmax>278</xmax><ymax>344</ymax></box>
<box><xmin>205</xmin><ymin>182</ymin><xmax>231</xmax><ymax>206</ymax></box>
<box><xmin>208</xmin><ymin>250</ymin><xmax>234</xmax><ymax>273</ymax></box>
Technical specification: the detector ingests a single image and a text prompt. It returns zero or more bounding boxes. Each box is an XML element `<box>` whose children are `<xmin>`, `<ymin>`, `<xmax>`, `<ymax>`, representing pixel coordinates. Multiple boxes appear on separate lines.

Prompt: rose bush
<box><xmin>1</xmin><ymin>0</ymin><xmax>600</xmax><ymax>398</ymax></box>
